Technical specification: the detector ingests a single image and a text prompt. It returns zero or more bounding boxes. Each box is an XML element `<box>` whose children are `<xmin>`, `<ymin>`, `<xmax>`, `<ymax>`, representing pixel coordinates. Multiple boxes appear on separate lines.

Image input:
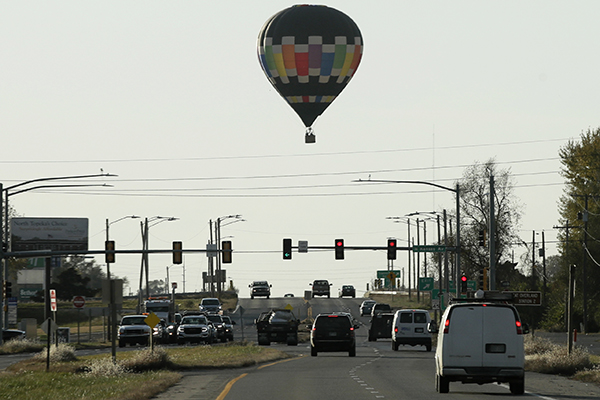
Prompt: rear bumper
<box><xmin>393</xmin><ymin>337</ymin><xmax>431</xmax><ymax>346</ymax></box>
<box><xmin>442</xmin><ymin>367</ymin><xmax>524</xmax><ymax>383</ymax></box>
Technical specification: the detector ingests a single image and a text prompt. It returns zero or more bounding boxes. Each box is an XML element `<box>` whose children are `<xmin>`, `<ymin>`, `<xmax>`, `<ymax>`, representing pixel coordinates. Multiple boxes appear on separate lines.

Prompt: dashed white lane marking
<box><xmin>349</xmin><ymin>347</ymin><xmax>385</xmax><ymax>399</ymax></box>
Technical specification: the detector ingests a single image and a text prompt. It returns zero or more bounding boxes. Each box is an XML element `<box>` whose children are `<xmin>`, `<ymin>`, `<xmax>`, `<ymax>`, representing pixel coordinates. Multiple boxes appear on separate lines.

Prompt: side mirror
<box><xmin>428</xmin><ymin>321</ymin><xmax>439</xmax><ymax>334</ymax></box>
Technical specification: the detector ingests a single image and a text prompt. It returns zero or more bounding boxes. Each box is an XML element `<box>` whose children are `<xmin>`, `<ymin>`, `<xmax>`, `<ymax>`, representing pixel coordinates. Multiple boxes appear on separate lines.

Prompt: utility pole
<box><xmin>583</xmin><ymin>194</ymin><xmax>588</xmax><ymax>333</ymax></box>
<box><xmin>541</xmin><ymin>230</ymin><xmax>547</xmax><ymax>307</ymax></box>
<box><xmin>489</xmin><ymin>174</ymin><xmax>496</xmax><ymax>290</ymax></box>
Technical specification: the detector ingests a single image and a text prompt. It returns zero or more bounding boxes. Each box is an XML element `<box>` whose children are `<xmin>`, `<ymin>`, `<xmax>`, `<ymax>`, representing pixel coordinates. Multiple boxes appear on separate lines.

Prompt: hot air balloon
<box><xmin>257</xmin><ymin>5</ymin><xmax>363</xmax><ymax>143</ymax></box>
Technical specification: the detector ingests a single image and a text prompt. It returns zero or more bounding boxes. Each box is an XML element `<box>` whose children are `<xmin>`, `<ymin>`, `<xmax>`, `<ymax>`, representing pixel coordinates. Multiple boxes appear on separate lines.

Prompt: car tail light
<box><xmin>516</xmin><ymin>320</ymin><xmax>523</xmax><ymax>334</ymax></box>
<box><xmin>443</xmin><ymin>318</ymin><xmax>450</xmax><ymax>334</ymax></box>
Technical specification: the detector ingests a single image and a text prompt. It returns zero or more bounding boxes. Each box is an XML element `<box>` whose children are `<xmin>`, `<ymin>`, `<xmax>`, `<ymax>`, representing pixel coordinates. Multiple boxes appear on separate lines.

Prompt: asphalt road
<box><xmin>153</xmin><ymin>297</ymin><xmax>600</xmax><ymax>400</ymax></box>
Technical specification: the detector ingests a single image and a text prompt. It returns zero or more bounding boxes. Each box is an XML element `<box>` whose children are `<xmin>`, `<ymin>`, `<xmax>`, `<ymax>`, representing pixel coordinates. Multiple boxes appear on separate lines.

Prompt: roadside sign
<box><xmin>50</xmin><ymin>289</ymin><xmax>57</xmax><ymax>312</ymax></box>
<box><xmin>72</xmin><ymin>296</ymin><xmax>85</xmax><ymax>309</ymax></box>
<box><xmin>419</xmin><ymin>277</ymin><xmax>434</xmax><ymax>291</ymax></box>
<box><xmin>172</xmin><ymin>282</ymin><xmax>177</xmax><ymax>289</ymax></box>
<box><xmin>377</xmin><ymin>270</ymin><xmax>400</xmax><ymax>278</ymax></box>
<box><xmin>467</xmin><ymin>280</ymin><xmax>477</xmax><ymax>291</ymax></box>
<box><xmin>505</xmin><ymin>291</ymin><xmax>542</xmax><ymax>306</ymax></box>
<box><xmin>144</xmin><ymin>312</ymin><xmax>161</xmax><ymax>329</ymax></box>
<box><xmin>284</xmin><ymin>304</ymin><xmax>293</xmax><ymax>311</ymax></box>
<box><xmin>413</xmin><ymin>245</ymin><xmax>446</xmax><ymax>253</ymax></box>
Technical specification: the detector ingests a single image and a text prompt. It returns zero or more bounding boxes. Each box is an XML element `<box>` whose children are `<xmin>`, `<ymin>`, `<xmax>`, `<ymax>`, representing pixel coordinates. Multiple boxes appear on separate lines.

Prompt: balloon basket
<box><xmin>305</xmin><ymin>128</ymin><xmax>316</xmax><ymax>144</ymax></box>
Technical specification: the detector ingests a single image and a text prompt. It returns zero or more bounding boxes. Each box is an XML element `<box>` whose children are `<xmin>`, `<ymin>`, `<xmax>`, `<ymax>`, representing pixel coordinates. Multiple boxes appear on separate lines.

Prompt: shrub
<box><xmin>0</xmin><ymin>338</ymin><xmax>44</xmax><ymax>355</ymax></box>
<box><xmin>34</xmin><ymin>343</ymin><xmax>77</xmax><ymax>363</ymax></box>
<box><xmin>120</xmin><ymin>347</ymin><xmax>171</xmax><ymax>372</ymax></box>
<box><xmin>525</xmin><ymin>336</ymin><xmax>593</xmax><ymax>376</ymax></box>
<box><xmin>86</xmin><ymin>357</ymin><xmax>129</xmax><ymax>376</ymax></box>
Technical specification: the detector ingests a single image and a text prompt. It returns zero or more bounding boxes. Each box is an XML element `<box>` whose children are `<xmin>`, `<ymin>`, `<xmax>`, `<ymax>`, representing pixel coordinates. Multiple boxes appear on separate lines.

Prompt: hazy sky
<box><xmin>2</xmin><ymin>1</ymin><xmax>598</xmax><ymax>298</ymax></box>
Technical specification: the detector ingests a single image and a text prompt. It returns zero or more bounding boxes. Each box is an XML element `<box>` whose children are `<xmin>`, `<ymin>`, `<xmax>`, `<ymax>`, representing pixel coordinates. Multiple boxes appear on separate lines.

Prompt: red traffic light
<box><xmin>461</xmin><ymin>275</ymin><xmax>467</xmax><ymax>282</ymax></box>
<box><xmin>336</xmin><ymin>240</ymin><xmax>343</xmax><ymax>247</ymax></box>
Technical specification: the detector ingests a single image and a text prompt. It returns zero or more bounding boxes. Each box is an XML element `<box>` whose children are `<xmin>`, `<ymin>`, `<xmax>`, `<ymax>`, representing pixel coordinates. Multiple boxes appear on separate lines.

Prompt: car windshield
<box><xmin>271</xmin><ymin>311</ymin><xmax>293</xmax><ymax>321</ymax></box>
<box><xmin>202</xmin><ymin>299</ymin><xmax>220</xmax><ymax>306</ymax></box>
<box><xmin>121</xmin><ymin>317</ymin><xmax>147</xmax><ymax>325</ymax></box>
<box><xmin>146</xmin><ymin>305</ymin><xmax>169</xmax><ymax>312</ymax></box>
<box><xmin>222</xmin><ymin>316</ymin><xmax>232</xmax><ymax>324</ymax></box>
<box><xmin>182</xmin><ymin>316</ymin><xmax>207</xmax><ymax>325</ymax></box>
<box><xmin>363</xmin><ymin>301</ymin><xmax>376</xmax><ymax>306</ymax></box>
<box><xmin>253</xmin><ymin>281</ymin><xmax>268</xmax><ymax>286</ymax></box>
<box><xmin>206</xmin><ymin>315</ymin><xmax>222</xmax><ymax>323</ymax></box>
<box><xmin>314</xmin><ymin>280</ymin><xmax>328</xmax><ymax>286</ymax></box>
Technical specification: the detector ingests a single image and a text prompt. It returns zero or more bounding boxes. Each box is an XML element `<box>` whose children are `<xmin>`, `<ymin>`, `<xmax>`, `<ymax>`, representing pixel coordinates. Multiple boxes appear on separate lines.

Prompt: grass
<box><xmin>525</xmin><ymin>336</ymin><xmax>600</xmax><ymax>385</ymax></box>
<box><xmin>1</xmin><ymin>341</ymin><xmax>290</xmax><ymax>400</ymax></box>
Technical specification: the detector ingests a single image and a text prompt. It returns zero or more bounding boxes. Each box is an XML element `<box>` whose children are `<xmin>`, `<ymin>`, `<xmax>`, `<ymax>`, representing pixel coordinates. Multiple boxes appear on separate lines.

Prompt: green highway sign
<box><xmin>413</xmin><ymin>245</ymin><xmax>446</xmax><ymax>253</ymax></box>
<box><xmin>419</xmin><ymin>277</ymin><xmax>434</xmax><ymax>291</ymax></box>
<box><xmin>377</xmin><ymin>270</ymin><xmax>400</xmax><ymax>279</ymax></box>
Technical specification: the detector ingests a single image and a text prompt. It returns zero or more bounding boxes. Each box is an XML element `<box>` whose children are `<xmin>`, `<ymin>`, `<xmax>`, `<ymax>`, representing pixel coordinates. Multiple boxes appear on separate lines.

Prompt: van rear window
<box><xmin>399</xmin><ymin>313</ymin><xmax>412</xmax><ymax>323</ymax></box>
<box><xmin>414</xmin><ymin>313</ymin><xmax>427</xmax><ymax>323</ymax></box>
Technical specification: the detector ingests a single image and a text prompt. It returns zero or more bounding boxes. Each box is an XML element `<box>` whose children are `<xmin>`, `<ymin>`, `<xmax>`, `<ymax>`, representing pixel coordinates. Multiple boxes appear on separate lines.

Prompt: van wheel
<box><xmin>509</xmin><ymin>379</ymin><xmax>524</xmax><ymax>395</ymax></box>
<box><xmin>426</xmin><ymin>344</ymin><xmax>432</xmax><ymax>352</ymax></box>
<box><xmin>311</xmin><ymin>345</ymin><xmax>317</xmax><ymax>356</ymax></box>
<box><xmin>392</xmin><ymin>340</ymin><xmax>399</xmax><ymax>351</ymax></box>
<box><xmin>436</xmin><ymin>373</ymin><xmax>449</xmax><ymax>393</ymax></box>
<box><xmin>349</xmin><ymin>346</ymin><xmax>356</xmax><ymax>357</ymax></box>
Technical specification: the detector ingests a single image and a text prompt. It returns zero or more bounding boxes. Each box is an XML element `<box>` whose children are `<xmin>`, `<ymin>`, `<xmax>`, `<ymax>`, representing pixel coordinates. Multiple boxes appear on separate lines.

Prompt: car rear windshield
<box><xmin>314</xmin><ymin>280</ymin><xmax>328</xmax><ymax>285</ymax></box>
<box><xmin>315</xmin><ymin>316</ymin><xmax>351</xmax><ymax>330</ymax></box>
<box><xmin>414</xmin><ymin>313</ymin><xmax>427</xmax><ymax>323</ymax></box>
<box><xmin>202</xmin><ymin>299</ymin><xmax>220</xmax><ymax>305</ymax></box>
<box><xmin>207</xmin><ymin>315</ymin><xmax>222</xmax><ymax>322</ymax></box>
<box><xmin>253</xmin><ymin>281</ymin><xmax>268</xmax><ymax>286</ymax></box>
<box><xmin>399</xmin><ymin>313</ymin><xmax>412</xmax><ymax>323</ymax></box>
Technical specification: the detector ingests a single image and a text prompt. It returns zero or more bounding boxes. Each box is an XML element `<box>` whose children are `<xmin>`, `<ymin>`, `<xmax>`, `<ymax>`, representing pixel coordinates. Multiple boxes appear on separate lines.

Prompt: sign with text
<box><xmin>505</xmin><ymin>291</ymin><xmax>542</xmax><ymax>306</ymax></box>
<box><xmin>413</xmin><ymin>245</ymin><xmax>446</xmax><ymax>253</ymax></box>
<box><xmin>11</xmin><ymin>218</ymin><xmax>88</xmax><ymax>252</ymax></box>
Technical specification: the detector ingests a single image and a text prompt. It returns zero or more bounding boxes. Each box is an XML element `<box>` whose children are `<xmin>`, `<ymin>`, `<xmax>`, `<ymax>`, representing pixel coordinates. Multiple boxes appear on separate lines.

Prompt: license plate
<box><xmin>329</xmin><ymin>332</ymin><xmax>337</xmax><ymax>337</ymax></box>
<box><xmin>415</xmin><ymin>328</ymin><xmax>424</xmax><ymax>333</ymax></box>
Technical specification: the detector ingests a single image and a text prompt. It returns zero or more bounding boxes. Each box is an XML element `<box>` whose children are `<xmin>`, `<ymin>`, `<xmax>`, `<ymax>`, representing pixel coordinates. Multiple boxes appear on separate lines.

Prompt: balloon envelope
<box><xmin>257</xmin><ymin>5</ymin><xmax>363</xmax><ymax>128</ymax></box>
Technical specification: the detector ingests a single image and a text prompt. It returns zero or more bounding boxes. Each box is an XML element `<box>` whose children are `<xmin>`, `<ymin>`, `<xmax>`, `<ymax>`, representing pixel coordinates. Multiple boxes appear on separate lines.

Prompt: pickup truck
<box><xmin>310</xmin><ymin>279</ymin><xmax>332</xmax><ymax>298</ymax></box>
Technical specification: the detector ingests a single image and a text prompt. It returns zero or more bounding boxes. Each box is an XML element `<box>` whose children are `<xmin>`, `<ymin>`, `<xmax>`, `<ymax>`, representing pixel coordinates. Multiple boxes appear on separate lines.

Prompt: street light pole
<box><xmin>0</xmin><ymin>173</ymin><xmax>115</xmax><ymax>345</ymax></box>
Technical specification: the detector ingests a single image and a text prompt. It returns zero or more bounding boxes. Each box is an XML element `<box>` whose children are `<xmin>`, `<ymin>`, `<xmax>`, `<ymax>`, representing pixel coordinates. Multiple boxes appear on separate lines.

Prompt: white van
<box><xmin>391</xmin><ymin>309</ymin><xmax>433</xmax><ymax>352</ymax></box>
<box><xmin>434</xmin><ymin>301</ymin><xmax>527</xmax><ymax>394</ymax></box>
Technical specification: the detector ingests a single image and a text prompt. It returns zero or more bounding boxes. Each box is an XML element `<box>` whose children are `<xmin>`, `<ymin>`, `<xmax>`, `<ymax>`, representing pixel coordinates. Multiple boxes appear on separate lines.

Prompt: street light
<box><xmin>356</xmin><ymin>178</ymin><xmax>461</xmax><ymax>297</ymax></box>
<box><xmin>0</xmin><ymin>172</ymin><xmax>116</xmax><ymax>345</ymax></box>
<box><xmin>105</xmin><ymin>215</ymin><xmax>139</xmax><ymax>363</ymax></box>
<box><xmin>213</xmin><ymin>215</ymin><xmax>244</xmax><ymax>295</ymax></box>
<box><xmin>139</xmin><ymin>216</ymin><xmax>178</xmax><ymax>311</ymax></box>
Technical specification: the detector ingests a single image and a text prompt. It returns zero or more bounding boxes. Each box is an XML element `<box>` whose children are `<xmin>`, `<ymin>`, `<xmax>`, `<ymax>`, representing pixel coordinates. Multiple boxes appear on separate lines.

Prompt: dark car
<box><xmin>360</xmin><ymin>300</ymin><xmax>376</xmax><ymax>316</ymax></box>
<box><xmin>221</xmin><ymin>315</ymin><xmax>235</xmax><ymax>341</ymax></box>
<box><xmin>2</xmin><ymin>328</ymin><xmax>26</xmax><ymax>342</ymax></box>
<box><xmin>206</xmin><ymin>314</ymin><xmax>227</xmax><ymax>342</ymax></box>
<box><xmin>371</xmin><ymin>303</ymin><xmax>392</xmax><ymax>316</ymax></box>
<box><xmin>368</xmin><ymin>312</ymin><xmax>394</xmax><ymax>341</ymax></box>
<box><xmin>310</xmin><ymin>313</ymin><xmax>358</xmax><ymax>357</ymax></box>
<box><xmin>255</xmin><ymin>309</ymin><xmax>299</xmax><ymax>346</ymax></box>
<box><xmin>199</xmin><ymin>298</ymin><xmax>222</xmax><ymax>314</ymax></box>
<box><xmin>249</xmin><ymin>281</ymin><xmax>271</xmax><ymax>299</ymax></box>
<box><xmin>310</xmin><ymin>279</ymin><xmax>332</xmax><ymax>298</ymax></box>
<box><xmin>340</xmin><ymin>285</ymin><xmax>356</xmax><ymax>298</ymax></box>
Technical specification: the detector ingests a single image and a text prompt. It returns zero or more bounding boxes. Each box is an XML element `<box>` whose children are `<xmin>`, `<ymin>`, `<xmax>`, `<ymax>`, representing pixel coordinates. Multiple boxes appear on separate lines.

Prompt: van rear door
<box><xmin>482</xmin><ymin>305</ymin><xmax>523</xmax><ymax>368</ymax></box>
<box><xmin>444</xmin><ymin>306</ymin><xmax>483</xmax><ymax>367</ymax></box>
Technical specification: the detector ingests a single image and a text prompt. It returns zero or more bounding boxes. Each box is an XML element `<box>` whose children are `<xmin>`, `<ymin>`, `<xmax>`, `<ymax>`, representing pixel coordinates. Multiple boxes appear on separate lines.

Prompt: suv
<box><xmin>221</xmin><ymin>315</ymin><xmax>235</xmax><ymax>341</ymax></box>
<box><xmin>118</xmin><ymin>315</ymin><xmax>151</xmax><ymax>347</ymax></box>
<box><xmin>368</xmin><ymin>312</ymin><xmax>394</xmax><ymax>341</ymax></box>
<box><xmin>177</xmin><ymin>314</ymin><xmax>213</xmax><ymax>345</ymax></box>
<box><xmin>435</xmin><ymin>300</ymin><xmax>527</xmax><ymax>394</ymax></box>
<box><xmin>391</xmin><ymin>309</ymin><xmax>433</xmax><ymax>351</ymax></box>
<box><xmin>310</xmin><ymin>280</ymin><xmax>332</xmax><ymax>298</ymax></box>
<box><xmin>340</xmin><ymin>285</ymin><xmax>356</xmax><ymax>298</ymax></box>
<box><xmin>255</xmin><ymin>309</ymin><xmax>299</xmax><ymax>346</ymax></box>
<box><xmin>249</xmin><ymin>281</ymin><xmax>272</xmax><ymax>299</ymax></box>
<box><xmin>199</xmin><ymin>298</ymin><xmax>222</xmax><ymax>314</ymax></box>
<box><xmin>310</xmin><ymin>313</ymin><xmax>359</xmax><ymax>357</ymax></box>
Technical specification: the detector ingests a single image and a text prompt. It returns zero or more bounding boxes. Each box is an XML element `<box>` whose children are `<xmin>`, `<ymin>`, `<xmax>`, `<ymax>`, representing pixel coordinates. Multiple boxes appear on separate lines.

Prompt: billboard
<box><xmin>10</xmin><ymin>218</ymin><xmax>89</xmax><ymax>252</ymax></box>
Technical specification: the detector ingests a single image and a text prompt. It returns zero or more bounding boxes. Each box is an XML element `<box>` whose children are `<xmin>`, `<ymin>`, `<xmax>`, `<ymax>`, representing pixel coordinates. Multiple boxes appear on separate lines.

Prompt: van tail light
<box><xmin>394</xmin><ymin>327</ymin><xmax>398</xmax><ymax>333</ymax></box>
<box><xmin>515</xmin><ymin>320</ymin><xmax>523</xmax><ymax>334</ymax></box>
<box><xmin>443</xmin><ymin>319</ymin><xmax>450</xmax><ymax>334</ymax></box>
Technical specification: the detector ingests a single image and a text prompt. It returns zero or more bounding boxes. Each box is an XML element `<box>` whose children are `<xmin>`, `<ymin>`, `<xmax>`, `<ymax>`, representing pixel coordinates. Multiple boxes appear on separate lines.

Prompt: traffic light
<box><xmin>478</xmin><ymin>230</ymin><xmax>486</xmax><ymax>247</ymax></box>
<box><xmin>105</xmin><ymin>240</ymin><xmax>115</xmax><ymax>264</ymax></box>
<box><xmin>173</xmin><ymin>241</ymin><xmax>183</xmax><ymax>264</ymax></box>
<box><xmin>222</xmin><ymin>240</ymin><xmax>232</xmax><ymax>264</ymax></box>
<box><xmin>460</xmin><ymin>274</ymin><xmax>468</xmax><ymax>293</ymax></box>
<box><xmin>335</xmin><ymin>239</ymin><xmax>344</xmax><ymax>260</ymax></box>
<box><xmin>283</xmin><ymin>238</ymin><xmax>292</xmax><ymax>260</ymax></box>
<box><xmin>478</xmin><ymin>268</ymin><xmax>484</xmax><ymax>290</ymax></box>
<box><xmin>387</xmin><ymin>239</ymin><xmax>397</xmax><ymax>260</ymax></box>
